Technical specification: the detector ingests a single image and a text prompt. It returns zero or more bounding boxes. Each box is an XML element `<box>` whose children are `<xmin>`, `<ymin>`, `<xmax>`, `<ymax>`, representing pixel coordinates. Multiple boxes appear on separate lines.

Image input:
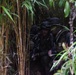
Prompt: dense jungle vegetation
<box><xmin>0</xmin><ymin>0</ymin><xmax>76</xmax><ymax>75</ymax></box>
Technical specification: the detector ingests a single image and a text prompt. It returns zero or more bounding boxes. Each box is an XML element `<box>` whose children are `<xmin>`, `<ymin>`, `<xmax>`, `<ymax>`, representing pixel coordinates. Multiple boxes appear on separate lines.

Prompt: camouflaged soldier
<box><xmin>32</xmin><ymin>21</ymin><xmax>55</xmax><ymax>75</ymax></box>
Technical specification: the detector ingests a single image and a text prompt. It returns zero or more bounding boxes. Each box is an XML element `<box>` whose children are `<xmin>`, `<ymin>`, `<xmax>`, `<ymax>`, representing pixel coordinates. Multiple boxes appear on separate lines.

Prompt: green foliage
<box><xmin>69</xmin><ymin>0</ymin><xmax>74</xmax><ymax>3</ymax></box>
<box><xmin>22</xmin><ymin>0</ymin><xmax>48</xmax><ymax>22</ymax></box>
<box><xmin>34</xmin><ymin>0</ymin><xmax>48</xmax><ymax>8</ymax></box>
<box><xmin>75</xmin><ymin>1</ymin><xmax>76</xmax><ymax>7</ymax></box>
<box><xmin>1</xmin><ymin>6</ymin><xmax>15</xmax><ymax>23</ymax></box>
<box><xmin>59</xmin><ymin>0</ymin><xmax>66</xmax><ymax>7</ymax></box>
<box><xmin>49</xmin><ymin>0</ymin><xmax>54</xmax><ymax>7</ymax></box>
<box><xmin>22</xmin><ymin>0</ymin><xmax>34</xmax><ymax>14</ymax></box>
<box><xmin>63</xmin><ymin>26</ymin><xmax>70</xmax><ymax>31</ymax></box>
<box><xmin>51</xmin><ymin>42</ymin><xmax>76</xmax><ymax>75</ymax></box>
<box><xmin>49</xmin><ymin>0</ymin><xmax>76</xmax><ymax>17</ymax></box>
<box><xmin>64</xmin><ymin>1</ymin><xmax>70</xmax><ymax>17</ymax></box>
<box><xmin>22</xmin><ymin>0</ymin><xmax>34</xmax><ymax>22</ymax></box>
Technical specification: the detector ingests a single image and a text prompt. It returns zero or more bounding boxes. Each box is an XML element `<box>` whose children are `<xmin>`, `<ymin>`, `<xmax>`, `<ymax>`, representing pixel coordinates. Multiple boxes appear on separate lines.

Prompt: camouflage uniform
<box><xmin>32</xmin><ymin>31</ymin><xmax>55</xmax><ymax>75</ymax></box>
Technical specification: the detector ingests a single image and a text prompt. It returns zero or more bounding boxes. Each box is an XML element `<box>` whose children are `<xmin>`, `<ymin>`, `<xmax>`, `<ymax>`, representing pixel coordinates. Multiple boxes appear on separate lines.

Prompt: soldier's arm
<box><xmin>49</xmin><ymin>33</ymin><xmax>56</xmax><ymax>54</ymax></box>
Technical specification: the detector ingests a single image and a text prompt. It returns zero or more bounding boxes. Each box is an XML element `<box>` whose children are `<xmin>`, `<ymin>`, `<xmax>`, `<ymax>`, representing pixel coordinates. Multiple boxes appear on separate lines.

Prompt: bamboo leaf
<box><xmin>74</xmin><ymin>30</ymin><xmax>76</xmax><ymax>33</ymax></box>
<box><xmin>36</xmin><ymin>1</ymin><xmax>48</xmax><ymax>8</ymax></box>
<box><xmin>22</xmin><ymin>0</ymin><xmax>34</xmax><ymax>22</ymax></box>
<box><xmin>22</xmin><ymin>1</ymin><xmax>29</xmax><ymax>9</ymax></box>
<box><xmin>50</xmin><ymin>51</ymin><xmax>68</xmax><ymax>71</ymax></box>
<box><xmin>63</xmin><ymin>26</ymin><xmax>70</xmax><ymax>31</ymax></box>
<box><xmin>42</xmin><ymin>0</ymin><xmax>46</xmax><ymax>4</ymax></box>
<box><xmin>64</xmin><ymin>1</ymin><xmax>70</xmax><ymax>17</ymax></box>
<box><xmin>49</xmin><ymin>0</ymin><xmax>54</xmax><ymax>7</ymax></box>
<box><xmin>68</xmin><ymin>42</ymin><xmax>76</xmax><ymax>51</ymax></box>
<box><xmin>1</xmin><ymin>6</ymin><xmax>15</xmax><ymax>23</ymax></box>
<box><xmin>11</xmin><ymin>13</ymin><xmax>19</xmax><ymax>18</ymax></box>
<box><xmin>42</xmin><ymin>0</ymin><xmax>48</xmax><ymax>8</ymax></box>
<box><xmin>22</xmin><ymin>1</ymin><xmax>34</xmax><ymax>14</ymax></box>
<box><xmin>52</xmin><ymin>42</ymin><xmax>76</xmax><ymax>75</ymax></box>
<box><xmin>59</xmin><ymin>0</ymin><xmax>66</xmax><ymax>7</ymax></box>
<box><xmin>33</xmin><ymin>0</ymin><xmax>37</xmax><ymax>3</ymax></box>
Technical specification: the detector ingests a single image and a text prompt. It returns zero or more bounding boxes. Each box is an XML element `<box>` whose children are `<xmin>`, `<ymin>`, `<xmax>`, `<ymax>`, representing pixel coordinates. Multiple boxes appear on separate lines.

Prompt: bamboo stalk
<box><xmin>2</xmin><ymin>24</ymin><xmax>9</xmax><ymax>75</ymax></box>
<box><xmin>16</xmin><ymin>0</ymin><xmax>25</xmax><ymax>75</ymax></box>
<box><xmin>0</xmin><ymin>5</ymin><xmax>3</xmax><ymax>75</ymax></box>
<box><xmin>22</xmin><ymin>7</ymin><xmax>27</xmax><ymax>74</ymax></box>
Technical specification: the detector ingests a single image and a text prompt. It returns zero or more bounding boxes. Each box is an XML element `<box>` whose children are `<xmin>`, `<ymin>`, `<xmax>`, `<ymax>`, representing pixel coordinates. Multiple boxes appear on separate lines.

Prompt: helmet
<box><xmin>46</xmin><ymin>17</ymin><xmax>61</xmax><ymax>25</ymax></box>
<box><xmin>40</xmin><ymin>21</ymin><xmax>50</xmax><ymax>30</ymax></box>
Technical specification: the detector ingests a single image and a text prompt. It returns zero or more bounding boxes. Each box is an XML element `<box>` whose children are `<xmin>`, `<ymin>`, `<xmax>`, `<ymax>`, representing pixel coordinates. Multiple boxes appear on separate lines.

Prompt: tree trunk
<box><xmin>69</xmin><ymin>3</ymin><xmax>76</xmax><ymax>45</ymax></box>
<box><xmin>69</xmin><ymin>15</ymin><xmax>73</xmax><ymax>45</ymax></box>
<box><xmin>69</xmin><ymin>3</ymin><xmax>76</xmax><ymax>75</ymax></box>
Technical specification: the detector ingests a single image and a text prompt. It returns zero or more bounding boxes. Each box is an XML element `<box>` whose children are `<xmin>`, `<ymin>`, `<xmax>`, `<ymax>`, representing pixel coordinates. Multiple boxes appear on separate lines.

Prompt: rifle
<box><xmin>31</xmin><ymin>51</ymin><xmax>56</xmax><ymax>61</ymax></box>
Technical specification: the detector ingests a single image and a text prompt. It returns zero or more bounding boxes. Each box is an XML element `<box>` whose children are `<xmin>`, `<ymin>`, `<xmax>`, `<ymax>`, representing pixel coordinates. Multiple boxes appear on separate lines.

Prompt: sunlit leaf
<box><xmin>69</xmin><ymin>0</ymin><xmax>74</xmax><ymax>3</ymax></box>
<box><xmin>64</xmin><ymin>1</ymin><xmax>70</xmax><ymax>17</ymax></box>
<box><xmin>75</xmin><ymin>1</ymin><xmax>76</xmax><ymax>7</ymax></box>
<box><xmin>62</xmin><ymin>43</ymin><xmax>67</xmax><ymax>50</ymax></box>
<box><xmin>50</xmin><ymin>51</ymin><xmax>68</xmax><ymax>71</ymax></box>
<box><xmin>51</xmin><ymin>42</ymin><xmax>76</xmax><ymax>75</ymax></box>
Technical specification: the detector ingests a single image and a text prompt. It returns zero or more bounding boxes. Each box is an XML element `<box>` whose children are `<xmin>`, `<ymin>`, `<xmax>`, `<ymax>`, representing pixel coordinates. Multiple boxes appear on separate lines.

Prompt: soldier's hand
<box><xmin>48</xmin><ymin>50</ymin><xmax>52</xmax><ymax>57</ymax></box>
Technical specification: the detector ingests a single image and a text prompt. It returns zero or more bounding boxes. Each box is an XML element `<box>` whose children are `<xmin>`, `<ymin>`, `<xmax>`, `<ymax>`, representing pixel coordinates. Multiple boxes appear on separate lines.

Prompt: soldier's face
<box><xmin>42</xmin><ymin>29</ymin><xmax>48</xmax><ymax>36</ymax></box>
